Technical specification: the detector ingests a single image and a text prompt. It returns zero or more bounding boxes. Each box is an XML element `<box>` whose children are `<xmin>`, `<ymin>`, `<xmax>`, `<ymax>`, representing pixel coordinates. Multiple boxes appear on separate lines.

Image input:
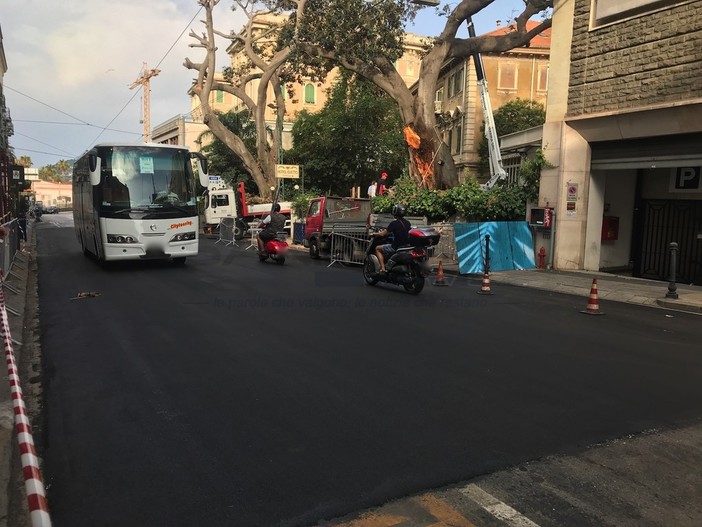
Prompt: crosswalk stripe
<box><xmin>459</xmin><ymin>484</ymin><xmax>541</xmax><ymax>527</ymax></box>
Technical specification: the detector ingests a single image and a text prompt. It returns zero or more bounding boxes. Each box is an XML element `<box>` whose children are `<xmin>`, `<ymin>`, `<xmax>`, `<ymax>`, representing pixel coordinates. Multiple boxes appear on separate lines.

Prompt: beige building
<box><xmin>539</xmin><ymin>0</ymin><xmax>702</xmax><ymax>285</ymax></box>
<box><xmin>152</xmin><ymin>114</ymin><xmax>209</xmax><ymax>152</ymax></box>
<box><xmin>30</xmin><ymin>180</ymin><xmax>72</xmax><ymax>209</ymax></box>
<box><xmin>436</xmin><ymin>21</ymin><xmax>551</xmax><ymax>182</ymax></box>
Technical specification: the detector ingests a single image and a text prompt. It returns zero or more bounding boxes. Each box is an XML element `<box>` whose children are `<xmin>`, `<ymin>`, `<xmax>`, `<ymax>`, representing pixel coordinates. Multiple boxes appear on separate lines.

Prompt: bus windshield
<box><xmin>98</xmin><ymin>146</ymin><xmax>196</xmax><ymax>216</ymax></box>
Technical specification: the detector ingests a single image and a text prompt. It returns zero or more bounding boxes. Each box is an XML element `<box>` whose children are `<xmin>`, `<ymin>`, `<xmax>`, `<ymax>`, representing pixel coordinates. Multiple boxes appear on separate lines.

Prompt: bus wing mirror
<box><xmin>191</xmin><ymin>152</ymin><xmax>209</xmax><ymax>187</ymax></box>
<box><xmin>88</xmin><ymin>150</ymin><xmax>101</xmax><ymax>186</ymax></box>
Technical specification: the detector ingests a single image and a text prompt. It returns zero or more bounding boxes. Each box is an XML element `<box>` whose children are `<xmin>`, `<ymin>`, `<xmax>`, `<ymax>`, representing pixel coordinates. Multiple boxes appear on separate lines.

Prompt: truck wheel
<box><xmin>234</xmin><ymin>220</ymin><xmax>247</xmax><ymax>240</ymax></box>
<box><xmin>309</xmin><ymin>240</ymin><xmax>320</xmax><ymax>259</ymax></box>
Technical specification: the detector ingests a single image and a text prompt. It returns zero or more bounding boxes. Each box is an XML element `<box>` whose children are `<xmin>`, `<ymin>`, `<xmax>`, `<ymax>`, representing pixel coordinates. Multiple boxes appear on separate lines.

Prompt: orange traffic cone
<box><xmin>476</xmin><ymin>272</ymin><xmax>493</xmax><ymax>295</ymax></box>
<box><xmin>581</xmin><ymin>278</ymin><xmax>604</xmax><ymax>315</ymax></box>
<box><xmin>433</xmin><ymin>261</ymin><xmax>448</xmax><ymax>286</ymax></box>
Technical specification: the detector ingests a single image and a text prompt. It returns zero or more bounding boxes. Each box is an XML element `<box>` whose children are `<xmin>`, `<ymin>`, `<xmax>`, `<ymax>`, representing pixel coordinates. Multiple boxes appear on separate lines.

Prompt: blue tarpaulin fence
<box><xmin>454</xmin><ymin>221</ymin><xmax>536</xmax><ymax>274</ymax></box>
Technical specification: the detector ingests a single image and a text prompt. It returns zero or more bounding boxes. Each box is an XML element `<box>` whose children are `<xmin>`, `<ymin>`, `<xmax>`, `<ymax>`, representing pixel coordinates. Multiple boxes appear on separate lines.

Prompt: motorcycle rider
<box><xmin>257</xmin><ymin>203</ymin><xmax>287</xmax><ymax>254</ymax></box>
<box><xmin>371</xmin><ymin>203</ymin><xmax>411</xmax><ymax>274</ymax></box>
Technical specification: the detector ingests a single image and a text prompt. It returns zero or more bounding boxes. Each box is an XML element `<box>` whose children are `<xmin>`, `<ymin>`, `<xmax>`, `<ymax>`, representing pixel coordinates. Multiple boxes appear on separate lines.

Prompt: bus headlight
<box><xmin>169</xmin><ymin>231</ymin><xmax>196</xmax><ymax>242</ymax></box>
<box><xmin>107</xmin><ymin>234</ymin><xmax>136</xmax><ymax>243</ymax></box>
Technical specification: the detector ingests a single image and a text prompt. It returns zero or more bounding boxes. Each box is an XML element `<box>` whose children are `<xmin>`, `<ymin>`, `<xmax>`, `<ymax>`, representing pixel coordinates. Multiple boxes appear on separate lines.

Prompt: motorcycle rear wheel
<box><xmin>362</xmin><ymin>258</ymin><xmax>378</xmax><ymax>285</ymax></box>
<box><xmin>403</xmin><ymin>269</ymin><xmax>425</xmax><ymax>295</ymax></box>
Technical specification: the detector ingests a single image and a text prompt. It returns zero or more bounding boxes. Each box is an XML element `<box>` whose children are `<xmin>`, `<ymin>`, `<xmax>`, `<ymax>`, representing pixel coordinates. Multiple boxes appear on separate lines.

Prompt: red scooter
<box><xmin>258</xmin><ymin>233</ymin><xmax>289</xmax><ymax>265</ymax></box>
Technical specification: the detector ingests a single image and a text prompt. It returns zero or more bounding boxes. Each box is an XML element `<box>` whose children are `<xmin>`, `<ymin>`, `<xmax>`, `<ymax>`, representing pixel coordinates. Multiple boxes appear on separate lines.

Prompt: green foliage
<box><xmin>290</xmin><ymin>188</ymin><xmax>323</xmax><ymax>218</ymax></box>
<box><xmin>289</xmin><ymin>73</ymin><xmax>408</xmax><ymax>196</ymax></box>
<box><xmin>518</xmin><ymin>148</ymin><xmax>552</xmax><ymax>203</ymax></box>
<box><xmin>38</xmin><ymin>165</ymin><xmax>62</xmax><ymax>183</ymax></box>
<box><xmin>478</xmin><ymin>99</ymin><xmax>546</xmax><ymax>176</ymax></box>
<box><xmin>371</xmin><ymin>176</ymin><xmax>528</xmax><ymax>223</ymax></box>
<box><xmin>286</xmin><ymin>0</ymin><xmax>415</xmax><ymax>82</ymax></box>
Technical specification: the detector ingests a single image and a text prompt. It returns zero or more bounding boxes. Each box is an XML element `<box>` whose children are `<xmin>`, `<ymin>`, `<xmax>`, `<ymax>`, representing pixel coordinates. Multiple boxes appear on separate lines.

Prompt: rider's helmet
<box><xmin>274</xmin><ymin>203</ymin><xmax>281</xmax><ymax>212</ymax></box>
<box><xmin>392</xmin><ymin>203</ymin><xmax>407</xmax><ymax>218</ymax></box>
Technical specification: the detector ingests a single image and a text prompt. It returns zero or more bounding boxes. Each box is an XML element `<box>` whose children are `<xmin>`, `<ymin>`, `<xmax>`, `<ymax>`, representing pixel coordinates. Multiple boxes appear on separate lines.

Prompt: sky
<box><xmin>2</xmin><ymin>0</ymin><xmax>532</xmax><ymax>169</ymax></box>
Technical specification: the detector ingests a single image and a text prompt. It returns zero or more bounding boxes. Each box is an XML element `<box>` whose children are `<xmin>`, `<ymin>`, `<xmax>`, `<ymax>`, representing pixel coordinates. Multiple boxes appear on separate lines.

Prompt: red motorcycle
<box><xmin>258</xmin><ymin>234</ymin><xmax>289</xmax><ymax>265</ymax></box>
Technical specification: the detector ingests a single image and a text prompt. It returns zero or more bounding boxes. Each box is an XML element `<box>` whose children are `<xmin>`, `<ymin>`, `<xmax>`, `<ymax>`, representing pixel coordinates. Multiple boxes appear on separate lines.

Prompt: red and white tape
<box><xmin>0</xmin><ymin>272</ymin><xmax>52</xmax><ymax>527</ymax></box>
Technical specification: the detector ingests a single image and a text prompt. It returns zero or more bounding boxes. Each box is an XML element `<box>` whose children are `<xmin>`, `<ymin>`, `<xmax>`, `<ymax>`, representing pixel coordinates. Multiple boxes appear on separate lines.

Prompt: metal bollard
<box><xmin>666</xmin><ymin>242</ymin><xmax>679</xmax><ymax>299</ymax></box>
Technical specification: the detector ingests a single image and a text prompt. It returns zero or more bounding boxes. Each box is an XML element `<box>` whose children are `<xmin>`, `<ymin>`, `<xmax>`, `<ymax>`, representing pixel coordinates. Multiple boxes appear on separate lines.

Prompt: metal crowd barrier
<box><xmin>246</xmin><ymin>227</ymin><xmax>262</xmax><ymax>251</ymax></box>
<box><xmin>429</xmin><ymin>223</ymin><xmax>457</xmax><ymax>262</ymax></box>
<box><xmin>1</xmin><ymin>219</ymin><xmax>21</xmax><ymax>278</ymax></box>
<box><xmin>215</xmin><ymin>217</ymin><xmax>238</xmax><ymax>247</ymax></box>
<box><xmin>328</xmin><ymin>230</ymin><xmax>370</xmax><ymax>267</ymax></box>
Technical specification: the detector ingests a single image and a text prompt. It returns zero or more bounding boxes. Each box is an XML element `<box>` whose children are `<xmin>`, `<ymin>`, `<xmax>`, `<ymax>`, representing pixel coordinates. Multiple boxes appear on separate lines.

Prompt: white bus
<box><xmin>73</xmin><ymin>143</ymin><xmax>209</xmax><ymax>264</ymax></box>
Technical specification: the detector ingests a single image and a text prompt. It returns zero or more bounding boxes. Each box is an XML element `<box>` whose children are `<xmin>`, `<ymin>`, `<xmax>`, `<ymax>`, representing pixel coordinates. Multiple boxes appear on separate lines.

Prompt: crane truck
<box><xmin>467</xmin><ymin>18</ymin><xmax>508</xmax><ymax>190</ymax></box>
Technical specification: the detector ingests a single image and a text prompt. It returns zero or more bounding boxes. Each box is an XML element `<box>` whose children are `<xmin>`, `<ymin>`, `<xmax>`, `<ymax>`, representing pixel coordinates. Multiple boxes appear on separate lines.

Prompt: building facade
<box><xmin>539</xmin><ymin>0</ymin><xmax>702</xmax><ymax>284</ymax></box>
<box><xmin>30</xmin><ymin>179</ymin><xmax>72</xmax><ymax>210</ymax></box>
<box><xmin>436</xmin><ymin>21</ymin><xmax>550</xmax><ymax>182</ymax></box>
<box><xmin>0</xmin><ymin>25</ymin><xmax>15</xmax><ymax>220</ymax></box>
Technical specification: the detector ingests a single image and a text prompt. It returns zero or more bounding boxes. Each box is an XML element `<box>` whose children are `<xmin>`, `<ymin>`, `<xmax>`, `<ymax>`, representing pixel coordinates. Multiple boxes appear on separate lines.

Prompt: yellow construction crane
<box><xmin>129</xmin><ymin>63</ymin><xmax>161</xmax><ymax>142</ymax></box>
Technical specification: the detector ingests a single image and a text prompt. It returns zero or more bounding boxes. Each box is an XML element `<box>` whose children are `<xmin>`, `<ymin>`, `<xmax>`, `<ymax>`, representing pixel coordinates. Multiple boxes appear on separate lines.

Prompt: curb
<box><xmin>656</xmin><ymin>298</ymin><xmax>702</xmax><ymax>314</ymax></box>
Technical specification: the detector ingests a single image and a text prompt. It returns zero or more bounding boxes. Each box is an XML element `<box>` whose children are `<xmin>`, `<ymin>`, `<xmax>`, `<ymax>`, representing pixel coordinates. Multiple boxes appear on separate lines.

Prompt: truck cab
<box><xmin>202</xmin><ymin>178</ymin><xmax>236</xmax><ymax>235</ymax></box>
<box><xmin>304</xmin><ymin>196</ymin><xmax>371</xmax><ymax>258</ymax></box>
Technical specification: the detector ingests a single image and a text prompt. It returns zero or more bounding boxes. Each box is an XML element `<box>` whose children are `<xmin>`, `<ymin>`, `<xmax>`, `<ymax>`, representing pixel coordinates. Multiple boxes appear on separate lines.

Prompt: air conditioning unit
<box><xmin>434</xmin><ymin>100</ymin><xmax>442</xmax><ymax>114</ymax></box>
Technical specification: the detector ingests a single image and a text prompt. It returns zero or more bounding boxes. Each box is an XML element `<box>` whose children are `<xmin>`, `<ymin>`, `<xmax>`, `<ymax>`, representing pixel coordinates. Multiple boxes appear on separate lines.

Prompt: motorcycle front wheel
<box><xmin>403</xmin><ymin>268</ymin><xmax>425</xmax><ymax>295</ymax></box>
<box><xmin>362</xmin><ymin>258</ymin><xmax>378</xmax><ymax>286</ymax></box>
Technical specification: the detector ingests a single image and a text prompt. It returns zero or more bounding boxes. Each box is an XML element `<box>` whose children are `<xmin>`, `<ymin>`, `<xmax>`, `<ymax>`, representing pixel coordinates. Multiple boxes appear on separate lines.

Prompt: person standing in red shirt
<box><xmin>376</xmin><ymin>172</ymin><xmax>389</xmax><ymax>196</ymax></box>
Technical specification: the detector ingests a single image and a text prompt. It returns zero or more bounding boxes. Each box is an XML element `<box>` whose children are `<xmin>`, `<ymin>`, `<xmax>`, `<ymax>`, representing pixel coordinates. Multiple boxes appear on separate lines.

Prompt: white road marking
<box><xmin>459</xmin><ymin>483</ymin><xmax>542</xmax><ymax>527</ymax></box>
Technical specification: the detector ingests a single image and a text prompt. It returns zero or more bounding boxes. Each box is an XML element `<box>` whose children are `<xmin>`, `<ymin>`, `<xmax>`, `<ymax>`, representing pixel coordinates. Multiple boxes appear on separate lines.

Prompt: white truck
<box><xmin>202</xmin><ymin>177</ymin><xmax>291</xmax><ymax>240</ymax></box>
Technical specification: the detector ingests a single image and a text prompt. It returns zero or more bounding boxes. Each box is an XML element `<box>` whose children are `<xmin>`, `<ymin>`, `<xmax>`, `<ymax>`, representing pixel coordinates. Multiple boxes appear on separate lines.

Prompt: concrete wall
<box><xmin>599</xmin><ymin>169</ymin><xmax>637</xmax><ymax>269</ymax></box>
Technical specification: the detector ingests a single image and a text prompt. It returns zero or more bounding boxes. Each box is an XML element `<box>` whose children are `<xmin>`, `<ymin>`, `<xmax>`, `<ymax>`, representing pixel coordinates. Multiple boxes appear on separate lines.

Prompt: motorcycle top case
<box><xmin>408</xmin><ymin>227</ymin><xmax>440</xmax><ymax>247</ymax></box>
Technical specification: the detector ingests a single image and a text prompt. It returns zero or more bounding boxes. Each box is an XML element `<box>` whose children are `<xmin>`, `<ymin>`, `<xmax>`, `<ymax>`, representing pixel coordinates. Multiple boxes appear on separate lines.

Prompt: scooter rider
<box><xmin>371</xmin><ymin>203</ymin><xmax>411</xmax><ymax>274</ymax></box>
<box><xmin>257</xmin><ymin>203</ymin><xmax>287</xmax><ymax>254</ymax></box>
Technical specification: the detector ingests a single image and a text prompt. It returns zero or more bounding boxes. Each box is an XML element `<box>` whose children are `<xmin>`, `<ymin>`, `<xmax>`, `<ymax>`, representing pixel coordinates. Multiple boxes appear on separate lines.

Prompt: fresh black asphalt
<box><xmin>34</xmin><ymin>221</ymin><xmax>702</xmax><ymax>526</ymax></box>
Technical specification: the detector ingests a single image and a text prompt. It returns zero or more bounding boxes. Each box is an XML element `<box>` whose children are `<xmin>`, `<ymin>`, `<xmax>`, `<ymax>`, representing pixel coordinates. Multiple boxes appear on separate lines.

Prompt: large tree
<box><xmin>187</xmin><ymin>0</ymin><xmax>552</xmax><ymax>193</ymax></box>
<box><xmin>184</xmin><ymin>0</ymin><xmax>297</xmax><ymax>197</ymax></box>
<box><xmin>288</xmin><ymin>0</ymin><xmax>553</xmax><ymax>189</ymax></box>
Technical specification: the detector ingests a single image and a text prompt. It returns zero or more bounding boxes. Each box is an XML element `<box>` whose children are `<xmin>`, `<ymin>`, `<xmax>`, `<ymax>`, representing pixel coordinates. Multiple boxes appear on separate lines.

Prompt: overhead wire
<box><xmin>88</xmin><ymin>5</ymin><xmax>204</xmax><ymax>146</ymax></box>
<box><xmin>7</xmin><ymin>5</ymin><xmax>205</xmax><ymax>162</ymax></box>
<box><xmin>13</xmin><ymin>131</ymin><xmax>76</xmax><ymax>156</ymax></box>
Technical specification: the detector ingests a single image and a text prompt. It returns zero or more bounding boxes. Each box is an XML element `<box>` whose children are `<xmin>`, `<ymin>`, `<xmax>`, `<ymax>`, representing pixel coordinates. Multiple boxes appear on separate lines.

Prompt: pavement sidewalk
<box><xmin>430</xmin><ymin>258</ymin><xmax>702</xmax><ymax>315</ymax></box>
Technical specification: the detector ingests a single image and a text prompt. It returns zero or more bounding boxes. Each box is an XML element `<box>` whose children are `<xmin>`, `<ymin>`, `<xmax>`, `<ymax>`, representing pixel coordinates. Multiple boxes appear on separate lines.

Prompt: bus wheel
<box><xmin>80</xmin><ymin>235</ymin><xmax>90</xmax><ymax>257</ymax></box>
<box><xmin>173</xmin><ymin>257</ymin><xmax>186</xmax><ymax>266</ymax></box>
